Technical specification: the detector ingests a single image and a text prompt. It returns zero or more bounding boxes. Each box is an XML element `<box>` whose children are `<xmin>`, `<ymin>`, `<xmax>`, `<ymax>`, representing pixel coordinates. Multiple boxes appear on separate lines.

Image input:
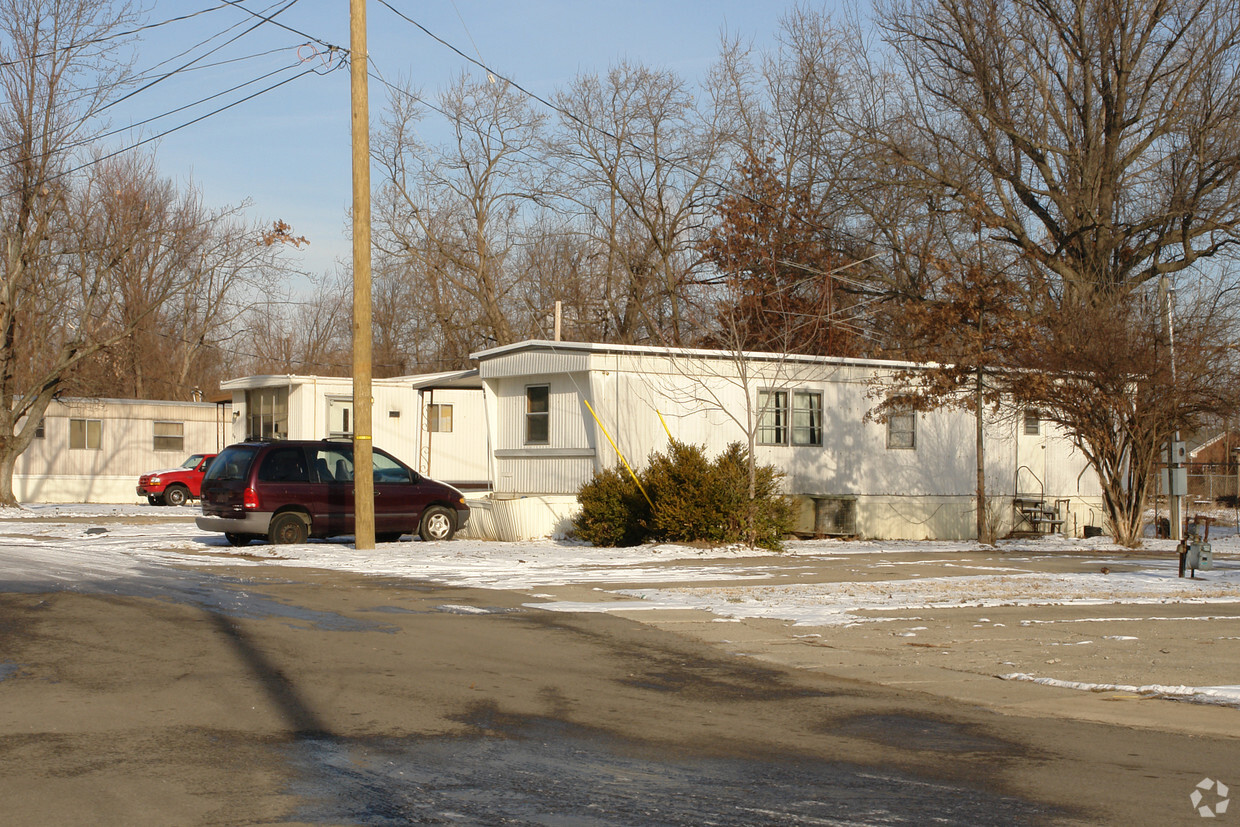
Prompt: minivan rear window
<box><xmin>204</xmin><ymin>445</ymin><xmax>260</xmax><ymax>482</ymax></box>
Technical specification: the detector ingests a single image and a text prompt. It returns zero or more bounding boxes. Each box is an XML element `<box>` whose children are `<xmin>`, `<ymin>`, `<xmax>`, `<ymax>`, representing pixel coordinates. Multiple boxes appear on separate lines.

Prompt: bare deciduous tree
<box><xmin>551</xmin><ymin>61</ymin><xmax>731</xmax><ymax>345</ymax></box>
<box><xmin>0</xmin><ymin>0</ymin><xmax>142</xmax><ymax>505</ymax></box>
<box><xmin>374</xmin><ymin>72</ymin><xmax>547</xmax><ymax>362</ymax></box>
<box><xmin>842</xmin><ymin>0</ymin><xmax>1240</xmax><ymax>543</ymax></box>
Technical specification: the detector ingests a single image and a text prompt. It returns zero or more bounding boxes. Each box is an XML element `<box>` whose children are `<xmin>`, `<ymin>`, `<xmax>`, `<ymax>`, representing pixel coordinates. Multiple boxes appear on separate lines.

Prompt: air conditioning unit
<box><xmin>796</xmin><ymin>495</ymin><xmax>857</xmax><ymax>537</ymax></box>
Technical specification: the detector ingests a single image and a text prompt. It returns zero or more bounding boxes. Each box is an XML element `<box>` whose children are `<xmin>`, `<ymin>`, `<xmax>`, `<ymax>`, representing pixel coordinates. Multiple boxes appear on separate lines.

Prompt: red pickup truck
<box><xmin>137</xmin><ymin>453</ymin><xmax>217</xmax><ymax>506</ymax></box>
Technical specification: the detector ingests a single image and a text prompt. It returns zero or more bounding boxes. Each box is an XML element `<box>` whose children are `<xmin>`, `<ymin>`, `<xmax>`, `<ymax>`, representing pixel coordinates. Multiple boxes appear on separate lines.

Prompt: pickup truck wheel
<box><xmin>164</xmin><ymin>484</ymin><xmax>188</xmax><ymax>507</ymax></box>
<box><xmin>224</xmin><ymin>533</ymin><xmax>253</xmax><ymax>547</ymax></box>
<box><xmin>269</xmin><ymin>512</ymin><xmax>309</xmax><ymax>545</ymax></box>
<box><xmin>418</xmin><ymin>506</ymin><xmax>455</xmax><ymax>541</ymax></box>
<box><xmin>147</xmin><ymin>495</ymin><xmax>162</xmax><ymax>506</ymax></box>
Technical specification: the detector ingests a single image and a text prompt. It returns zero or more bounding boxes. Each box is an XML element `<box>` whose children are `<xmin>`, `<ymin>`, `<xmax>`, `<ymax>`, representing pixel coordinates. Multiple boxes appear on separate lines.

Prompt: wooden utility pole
<box><xmin>350</xmin><ymin>0</ymin><xmax>374</xmax><ymax>549</ymax></box>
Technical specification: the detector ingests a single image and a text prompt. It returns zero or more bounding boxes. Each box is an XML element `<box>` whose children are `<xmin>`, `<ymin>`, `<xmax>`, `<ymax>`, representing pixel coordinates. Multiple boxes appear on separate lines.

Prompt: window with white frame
<box><xmin>69</xmin><ymin>418</ymin><xmax>102</xmax><ymax>450</ymax></box>
<box><xmin>427</xmin><ymin>403</ymin><xmax>453</xmax><ymax>433</ymax></box>
<box><xmin>757</xmin><ymin>390</ymin><xmax>789</xmax><ymax>445</ymax></box>
<box><xmin>153</xmin><ymin>421</ymin><xmax>184</xmax><ymax>452</ymax></box>
<box><xmin>525</xmin><ymin>385</ymin><xmax>549</xmax><ymax>444</ymax></box>
<box><xmin>1023</xmin><ymin>408</ymin><xmax>1041</xmax><ymax>436</ymax></box>
<box><xmin>886</xmin><ymin>410</ymin><xmax>916</xmax><ymax>450</ymax></box>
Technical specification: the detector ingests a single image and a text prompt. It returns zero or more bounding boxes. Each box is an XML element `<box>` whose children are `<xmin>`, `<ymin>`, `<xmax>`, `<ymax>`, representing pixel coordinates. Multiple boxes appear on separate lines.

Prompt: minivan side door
<box><xmin>371</xmin><ymin>450</ymin><xmax>423</xmax><ymax>534</ymax></box>
<box><xmin>255</xmin><ymin>445</ymin><xmax>317</xmax><ymax>525</ymax></box>
<box><xmin>310</xmin><ymin>445</ymin><xmax>355</xmax><ymax>534</ymax></box>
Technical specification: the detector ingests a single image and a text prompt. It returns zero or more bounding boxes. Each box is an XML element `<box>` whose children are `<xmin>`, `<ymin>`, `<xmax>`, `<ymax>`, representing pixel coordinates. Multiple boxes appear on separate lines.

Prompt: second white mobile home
<box><xmin>470</xmin><ymin>340</ymin><xmax>1105</xmax><ymax>541</ymax></box>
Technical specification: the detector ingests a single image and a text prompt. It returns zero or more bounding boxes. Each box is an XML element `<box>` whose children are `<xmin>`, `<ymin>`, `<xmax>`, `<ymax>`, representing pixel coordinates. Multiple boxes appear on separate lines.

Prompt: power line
<box><xmin>98</xmin><ymin>0</ymin><xmax>305</xmax><ymax>116</ymax></box>
<box><xmin>0</xmin><ymin>0</ymin><xmax>336</xmax><ymax>179</ymax></box>
<box><xmin>217</xmin><ymin>0</ymin><xmax>345</xmax><ymax>53</ymax></box>
<box><xmin>0</xmin><ymin>3</ymin><xmax>242</xmax><ymax>70</ymax></box>
<box><xmin>0</xmin><ymin>57</ymin><xmax>343</xmax><ymax>204</ymax></box>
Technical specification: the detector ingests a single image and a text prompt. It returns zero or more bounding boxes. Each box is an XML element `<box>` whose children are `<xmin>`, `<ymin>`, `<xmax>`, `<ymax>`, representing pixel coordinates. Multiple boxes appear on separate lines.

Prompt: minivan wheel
<box><xmin>269</xmin><ymin>512</ymin><xmax>309</xmax><ymax>545</ymax></box>
<box><xmin>375</xmin><ymin>532</ymin><xmax>404</xmax><ymax>543</ymax></box>
<box><xmin>225</xmin><ymin>532</ymin><xmax>253</xmax><ymax>547</ymax></box>
<box><xmin>164</xmin><ymin>485</ymin><xmax>188</xmax><ymax>507</ymax></box>
<box><xmin>418</xmin><ymin>506</ymin><xmax>455</xmax><ymax>541</ymax></box>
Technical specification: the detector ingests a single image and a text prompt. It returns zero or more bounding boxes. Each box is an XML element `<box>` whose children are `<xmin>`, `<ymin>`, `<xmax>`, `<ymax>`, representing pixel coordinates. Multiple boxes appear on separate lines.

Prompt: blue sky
<box><xmin>118</xmin><ymin>1</ymin><xmax>809</xmax><ymax>282</ymax></box>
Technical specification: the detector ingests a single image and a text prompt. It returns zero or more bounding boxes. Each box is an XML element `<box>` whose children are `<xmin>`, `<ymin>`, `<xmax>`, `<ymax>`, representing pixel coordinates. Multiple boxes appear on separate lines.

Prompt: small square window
<box><xmin>1024</xmin><ymin>409</ymin><xmax>1041</xmax><ymax>436</ymax></box>
<box><xmin>526</xmin><ymin>385</ymin><xmax>549</xmax><ymax>444</ymax></box>
<box><xmin>427</xmin><ymin>403</ymin><xmax>453</xmax><ymax>433</ymax></box>
<box><xmin>70</xmin><ymin>418</ymin><xmax>102</xmax><ymax>451</ymax></box>
<box><xmin>33</xmin><ymin>418</ymin><xmax>44</xmax><ymax>439</ymax></box>
<box><xmin>153</xmin><ymin>421</ymin><xmax>184</xmax><ymax>452</ymax></box>
<box><xmin>887</xmin><ymin>410</ymin><xmax>916</xmax><ymax>450</ymax></box>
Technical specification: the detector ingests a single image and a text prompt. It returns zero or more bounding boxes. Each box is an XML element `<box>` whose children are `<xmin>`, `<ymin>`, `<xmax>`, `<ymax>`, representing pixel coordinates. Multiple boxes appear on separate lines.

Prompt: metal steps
<box><xmin>1010</xmin><ymin>494</ymin><xmax>1065</xmax><ymax>537</ymax></box>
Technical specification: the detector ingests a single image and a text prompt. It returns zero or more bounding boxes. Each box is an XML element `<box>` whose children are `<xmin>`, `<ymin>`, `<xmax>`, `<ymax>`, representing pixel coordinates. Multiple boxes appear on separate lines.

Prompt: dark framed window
<box><xmin>525</xmin><ymin>385</ymin><xmax>549</xmax><ymax>444</ymax></box>
<box><xmin>757</xmin><ymin>390</ymin><xmax>789</xmax><ymax>445</ymax></box>
<box><xmin>69</xmin><ymin>418</ymin><xmax>102</xmax><ymax>450</ymax></box>
<box><xmin>372</xmin><ymin>451</ymin><xmax>413</xmax><ymax>484</ymax></box>
<box><xmin>153</xmin><ymin>421</ymin><xmax>184</xmax><ymax>452</ymax></box>
<box><xmin>792</xmin><ymin>391</ymin><xmax>823</xmax><ymax>446</ymax></box>
<box><xmin>34</xmin><ymin>418</ymin><xmax>44</xmax><ymax>439</ymax></box>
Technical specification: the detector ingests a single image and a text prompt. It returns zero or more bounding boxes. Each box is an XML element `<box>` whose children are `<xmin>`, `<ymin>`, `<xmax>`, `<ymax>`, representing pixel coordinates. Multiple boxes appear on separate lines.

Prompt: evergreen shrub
<box><xmin>574</xmin><ymin>464</ymin><xmax>649</xmax><ymax>547</ymax></box>
<box><xmin>574</xmin><ymin>439</ymin><xmax>794</xmax><ymax>550</ymax></box>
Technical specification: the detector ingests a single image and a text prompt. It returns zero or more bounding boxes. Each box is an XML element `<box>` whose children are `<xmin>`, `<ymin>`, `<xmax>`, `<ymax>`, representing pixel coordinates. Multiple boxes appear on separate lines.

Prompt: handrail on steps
<box><xmin>1015</xmin><ymin>464</ymin><xmax>1045</xmax><ymax>502</ymax></box>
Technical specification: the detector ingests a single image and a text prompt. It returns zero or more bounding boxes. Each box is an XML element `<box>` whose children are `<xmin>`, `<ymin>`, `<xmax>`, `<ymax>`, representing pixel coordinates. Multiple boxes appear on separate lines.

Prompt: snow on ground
<box><xmin>2</xmin><ymin>502</ymin><xmax>1239</xmax><ymax>708</ymax></box>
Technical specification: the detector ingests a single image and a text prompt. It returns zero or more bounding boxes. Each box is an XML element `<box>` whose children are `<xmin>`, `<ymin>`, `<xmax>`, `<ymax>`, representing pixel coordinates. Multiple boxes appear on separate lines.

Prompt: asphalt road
<box><xmin>0</xmin><ymin>534</ymin><xmax>1236</xmax><ymax>824</ymax></box>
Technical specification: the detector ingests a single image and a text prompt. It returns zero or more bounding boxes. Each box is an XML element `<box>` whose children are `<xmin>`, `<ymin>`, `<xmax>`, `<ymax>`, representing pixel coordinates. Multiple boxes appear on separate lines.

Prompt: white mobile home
<box><xmin>14</xmin><ymin>397</ymin><xmax>230</xmax><ymax>503</ymax></box>
<box><xmin>470</xmin><ymin>340</ymin><xmax>1106</xmax><ymax>541</ymax></box>
<box><xmin>219</xmin><ymin>371</ymin><xmax>488</xmax><ymax>490</ymax></box>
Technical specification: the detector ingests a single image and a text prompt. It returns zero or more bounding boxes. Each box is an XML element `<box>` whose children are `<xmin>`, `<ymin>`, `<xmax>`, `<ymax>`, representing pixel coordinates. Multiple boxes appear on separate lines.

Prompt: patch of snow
<box><xmin>2</xmin><ymin>510</ymin><xmax>1238</xmax><ymax>713</ymax></box>
<box><xmin>1001</xmin><ymin>673</ymin><xmax>1240</xmax><ymax>708</ymax></box>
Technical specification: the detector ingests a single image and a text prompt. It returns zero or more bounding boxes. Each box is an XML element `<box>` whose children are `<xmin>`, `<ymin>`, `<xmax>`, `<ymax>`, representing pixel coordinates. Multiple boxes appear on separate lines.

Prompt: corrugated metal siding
<box><xmin>480</xmin><ymin>349</ymin><xmax>589</xmax><ymax>379</ymax></box>
<box><xmin>591</xmin><ymin>361</ymin><xmax>981</xmax><ymax>498</ymax></box>
<box><xmin>494</xmin><ymin>374</ymin><xmax>593</xmax><ymax>451</ymax></box>
<box><xmin>411</xmin><ymin>389</ymin><xmax>488</xmax><ymax>486</ymax></box>
<box><xmin>494</xmin><ymin>455</ymin><xmax>595</xmax><ymax>495</ymax></box>
<box><xmin>16</xmin><ymin>398</ymin><xmax>228</xmax><ymax>480</ymax></box>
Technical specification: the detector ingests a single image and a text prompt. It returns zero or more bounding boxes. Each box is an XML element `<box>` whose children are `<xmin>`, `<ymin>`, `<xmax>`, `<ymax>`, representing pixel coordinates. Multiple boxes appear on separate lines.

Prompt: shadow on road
<box><xmin>207</xmin><ymin>610</ymin><xmax>330</xmax><ymax>738</ymax></box>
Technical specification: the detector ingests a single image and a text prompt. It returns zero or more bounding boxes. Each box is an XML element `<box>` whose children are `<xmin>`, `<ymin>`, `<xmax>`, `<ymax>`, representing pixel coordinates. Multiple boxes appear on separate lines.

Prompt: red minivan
<box><xmin>196</xmin><ymin>440</ymin><xmax>469</xmax><ymax>546</ymax></box>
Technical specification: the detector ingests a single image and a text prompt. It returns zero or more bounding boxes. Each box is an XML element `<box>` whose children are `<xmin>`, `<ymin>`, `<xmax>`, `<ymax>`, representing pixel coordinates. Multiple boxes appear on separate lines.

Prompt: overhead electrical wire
<box><xmin>59</xmin><ymin>64</ymin><xmax>336</xmax><ymax>185</ymax></box>
<box><xmin>217</xmin><ymin>0</ymin><xmax>343</xmax><ymax>54</ymax></box>
<box><xmin>0</xmin><ymin>3</ymin><xmax>241</xmax><ymax>70</ymax></box>
<box><xmin>100</xmin><ymin>0</ymin><xmax>306</xmax><ymax>115</ymax></box>
<box><xmin>0</xmin><ymin>0</ymin><xmax>349</xmax><ymax>200</ymax></box>
<box><xmin>3</xmin><ymin>47</ymin><xmax>314</xmax><ymax>170</ymax></box>
<box><xmin>2</xmin><ymin>2</ymin><xmax>882</xmax><ymax>374</ymax></box>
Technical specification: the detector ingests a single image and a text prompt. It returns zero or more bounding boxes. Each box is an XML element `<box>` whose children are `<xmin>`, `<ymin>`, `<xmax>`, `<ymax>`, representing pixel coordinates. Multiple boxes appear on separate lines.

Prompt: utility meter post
<box><xmin>1168</xmin><ymin>439</ymin><xmax>1187</xmax><ymax>542</ymax></box>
